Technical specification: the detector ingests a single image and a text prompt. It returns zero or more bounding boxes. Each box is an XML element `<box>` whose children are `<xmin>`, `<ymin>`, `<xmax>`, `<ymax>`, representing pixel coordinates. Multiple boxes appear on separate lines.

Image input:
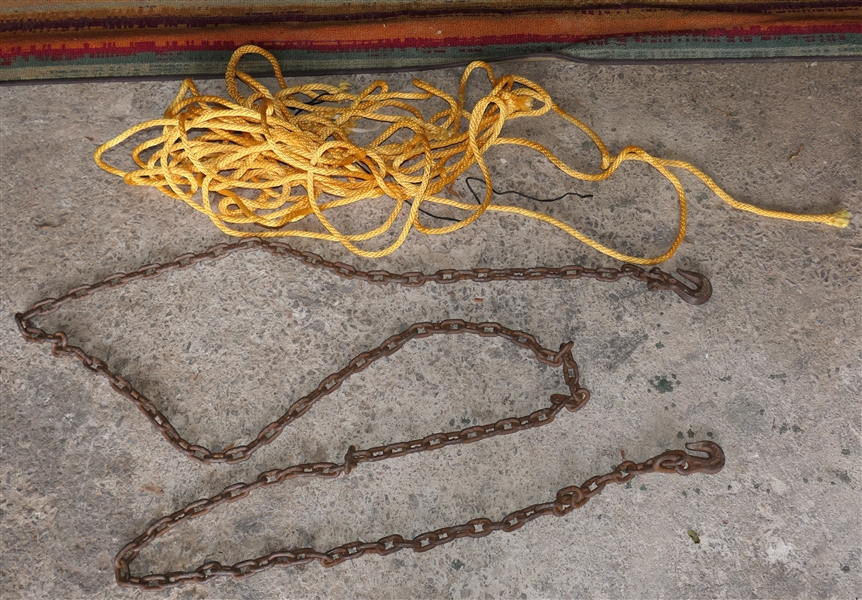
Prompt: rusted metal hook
<box><xmin>649</xmin><ymin>267</ymin><xmax>712</xmax><ymax>306</ymax></box>
<box><xmin>681</xmin><ymin>440</ymin><xmax>725</xmax><ymax>474</ymax></box>
<box><xmin>651</xmin><ymin>440</ymin><xmax>725</xmax><ymax>475</ymax></box>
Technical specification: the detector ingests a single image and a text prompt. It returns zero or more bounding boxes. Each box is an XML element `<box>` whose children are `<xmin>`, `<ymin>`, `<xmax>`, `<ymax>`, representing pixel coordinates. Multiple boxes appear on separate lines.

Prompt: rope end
<box><xmin>828</xmin><ymin>208</ymin><xmax>851</xmax><ymax>228</ymax></box>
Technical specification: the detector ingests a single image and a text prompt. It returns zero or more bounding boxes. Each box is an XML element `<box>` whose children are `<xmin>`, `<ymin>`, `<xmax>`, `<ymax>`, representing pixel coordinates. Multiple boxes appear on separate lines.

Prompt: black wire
<box><xmin>464</xmin><ymin>176</ymin><xmax>593</xmax><ymax>205</ymax></box>
<box><xmin>293</xmin><ymin>96</ymin><xmax>593</xmax><ymax>223</ymax></box>
<box><xmin>352</xmin><ymin>162</ymin><xmax>463</xmax><ymax>223</ymax></box>
<box><xmin>292</xmin><ymin>92</ymin><xmax>332</xmax><ymax>116</ymax></box>
<box><xmin>404</xmin><ymin>176</ymin><xmax>594</xmax><ymax>223</ymax></box>
<box><xmin>403</xmin><ymin>199</ymin><xmax>463</xmax><ymax>223</ymax></box>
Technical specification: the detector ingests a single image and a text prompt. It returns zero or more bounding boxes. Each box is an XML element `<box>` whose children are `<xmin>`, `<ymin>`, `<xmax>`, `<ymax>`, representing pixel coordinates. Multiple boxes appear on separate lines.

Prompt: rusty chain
<box><xmin>115</xmin><ymin>434</ymin><xmax>724</xmax><ymax>590</ymax></box>
<box><xmin>13</xmin><ymin>237</ymin><xmax>722</xmax><ymax>589</ymax></box>
<box><xmin>15</xmin><ymin>238</ymin><xmax>710</xmax><ymax>464</ymax></box>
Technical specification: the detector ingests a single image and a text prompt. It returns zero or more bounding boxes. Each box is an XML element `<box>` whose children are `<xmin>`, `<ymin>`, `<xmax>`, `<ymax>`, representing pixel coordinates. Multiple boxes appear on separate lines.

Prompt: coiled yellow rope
<box><xmin>95</xmin><ymin>45</ymin><xmax>849</xmax><ymax>265</ymax></box>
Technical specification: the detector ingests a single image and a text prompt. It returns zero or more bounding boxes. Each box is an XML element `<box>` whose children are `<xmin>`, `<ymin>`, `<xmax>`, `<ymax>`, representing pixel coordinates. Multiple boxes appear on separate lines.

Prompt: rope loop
<box><xmin>95</xmin><ymin>45</ymin><xmax>850</xmax><ymax>265</ymax></box>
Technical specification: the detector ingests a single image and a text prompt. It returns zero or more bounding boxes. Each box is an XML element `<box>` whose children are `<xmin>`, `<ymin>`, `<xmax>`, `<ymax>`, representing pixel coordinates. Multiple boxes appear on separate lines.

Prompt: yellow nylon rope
<box><xmin>94</xmin><ymin>45</ymin><xmax>850</xmax><ymax>265</ymax></box>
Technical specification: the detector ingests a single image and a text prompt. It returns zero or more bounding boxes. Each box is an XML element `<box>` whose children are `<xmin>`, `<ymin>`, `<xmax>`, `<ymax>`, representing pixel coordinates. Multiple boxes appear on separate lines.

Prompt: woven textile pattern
<box><xmin>2</xmin><ymin>1</ymin><xmax>861</xmax><ymax>81</ymax></box>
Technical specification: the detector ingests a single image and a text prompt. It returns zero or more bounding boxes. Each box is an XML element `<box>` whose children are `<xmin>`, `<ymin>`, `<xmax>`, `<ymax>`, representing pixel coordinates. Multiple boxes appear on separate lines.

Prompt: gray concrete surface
<box><xmin>1</xmin><ymin>59</ymin><xmax>860</xmax><ymax>599</ymax></box>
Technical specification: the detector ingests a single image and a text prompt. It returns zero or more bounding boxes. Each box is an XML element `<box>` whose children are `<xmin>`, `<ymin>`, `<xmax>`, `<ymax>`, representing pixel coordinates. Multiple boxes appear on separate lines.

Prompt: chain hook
<box><xmin>650</xmin><ymin>267</ymin><xmax>712</xmax><ymax>305</ymax></box>
<box><xmin>681</xmin><ymin>441</ymin><xmax>725</xmax><ymax>474</ymax></box>
<box><xmin>652</xmin><ymin>440</ymin><xmax>725</xmax><ymax>476</ymax></box>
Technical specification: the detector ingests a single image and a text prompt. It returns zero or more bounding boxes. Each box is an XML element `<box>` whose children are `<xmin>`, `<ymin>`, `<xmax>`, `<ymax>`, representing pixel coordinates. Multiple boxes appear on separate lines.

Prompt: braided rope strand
<box><xmin>95</xmin><ymin>45</ymin><xmax>850</xmax><ymax>265</ymax></box>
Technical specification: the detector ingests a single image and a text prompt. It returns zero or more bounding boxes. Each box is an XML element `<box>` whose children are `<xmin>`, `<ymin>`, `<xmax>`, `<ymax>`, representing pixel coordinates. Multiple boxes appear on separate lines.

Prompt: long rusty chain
<box><xmin>14</xmin><ymin>238</ymin><xmax>722</xmax><ymax>590</ymax></box>
<box><xmin>14</xmin><ymin>238</ymin><xmax>711</xmax><ymax>464</ymax></box>
<box><xmin>115</xmin><ymin>432</ymin><xmax>724</xmax><ymax>590</ymax></box>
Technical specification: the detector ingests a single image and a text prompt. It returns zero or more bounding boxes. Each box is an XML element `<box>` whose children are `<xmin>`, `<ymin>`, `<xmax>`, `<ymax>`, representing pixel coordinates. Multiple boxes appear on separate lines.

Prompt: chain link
<box><xmin>13</xmin><ymin>237</ymin><xmax>720</xmax><ymax>589</ymax></box>
<box><xmin>114</xmin><ymin>439</ymin><xmax>724</xmax><ymax>589</ymax></box>
<box><xmin>16</xmin><ymin>239</ymin><xmax>711</xmax><ymax>329</ymax></box>
<box><xmin>15</xmin><ymin>238</ymin><xmax>709</xmax><ymax>335</ymax></box>
<box><xmin>15</xmin><ymin>238</ymin><xmax>710</xmax><ymax>464</ymax></box>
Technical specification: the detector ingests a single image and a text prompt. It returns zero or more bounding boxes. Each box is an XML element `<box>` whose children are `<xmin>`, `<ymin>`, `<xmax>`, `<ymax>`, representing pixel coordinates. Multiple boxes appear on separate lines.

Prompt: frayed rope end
<box><xmin>829</xmin><ymin>208</ymin><xmax>851</xmax><ymax>228</ymax></box>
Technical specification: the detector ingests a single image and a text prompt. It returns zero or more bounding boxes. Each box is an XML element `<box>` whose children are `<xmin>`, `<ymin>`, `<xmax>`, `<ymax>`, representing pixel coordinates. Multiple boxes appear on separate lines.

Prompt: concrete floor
<box><xmin>1</xmin><ymin>59</ymin><xmax>860</xmax><ymax>599</ymax></box>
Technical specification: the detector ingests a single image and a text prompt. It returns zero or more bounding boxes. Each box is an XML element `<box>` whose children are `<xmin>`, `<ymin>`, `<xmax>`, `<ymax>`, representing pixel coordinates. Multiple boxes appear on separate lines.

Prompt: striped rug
<box><xmin>2</xmin><ymin>1</ymin><xmax>861</xmax><ymax>81</ymax></box>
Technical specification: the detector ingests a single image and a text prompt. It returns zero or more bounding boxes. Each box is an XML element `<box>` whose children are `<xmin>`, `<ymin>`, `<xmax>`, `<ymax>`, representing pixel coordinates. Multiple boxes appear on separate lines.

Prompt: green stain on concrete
<box><xmin>650</xmin><ymin>375</ymin><xmax>678</xmax><ymax>393</ymax></box>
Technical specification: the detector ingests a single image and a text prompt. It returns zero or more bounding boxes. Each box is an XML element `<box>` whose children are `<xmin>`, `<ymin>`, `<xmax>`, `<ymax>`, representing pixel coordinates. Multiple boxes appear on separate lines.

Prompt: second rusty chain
<box><xmin>104</xmin><ymin>315</ymin><xmax>723</xmax><ymax>589</ymax></box>
<box><xmin>15</xmin><ymin>238</ymin><xmax>711</xmax><ymax>464</ymax></box>
<box><xmin>115</xmin><ymin>439</ymin><xmax>725</xmax><ymax>590</ymax></box>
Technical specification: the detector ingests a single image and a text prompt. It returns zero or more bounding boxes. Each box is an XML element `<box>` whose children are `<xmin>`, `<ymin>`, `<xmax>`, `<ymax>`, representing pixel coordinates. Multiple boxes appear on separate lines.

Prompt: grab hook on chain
<box><xmin>651</xmin><ymin>267</ymin><xmax>713</xmax><ymax>305</ymax></box>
